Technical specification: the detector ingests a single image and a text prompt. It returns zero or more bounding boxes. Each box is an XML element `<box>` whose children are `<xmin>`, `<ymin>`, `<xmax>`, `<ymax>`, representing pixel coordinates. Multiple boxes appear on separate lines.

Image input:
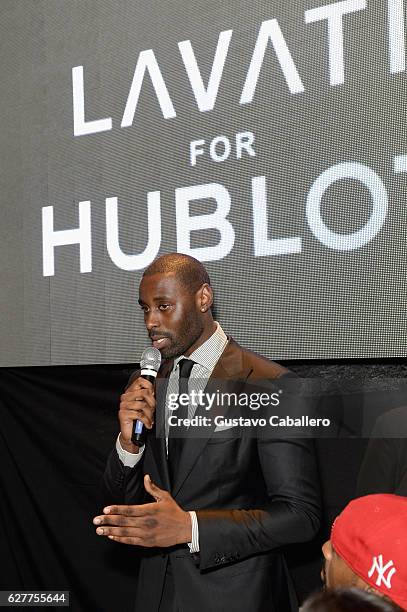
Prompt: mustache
<box><xmin>149</xmin><ymin>332</ymin><xmax>171</xmax><ymax>340</ymax></box>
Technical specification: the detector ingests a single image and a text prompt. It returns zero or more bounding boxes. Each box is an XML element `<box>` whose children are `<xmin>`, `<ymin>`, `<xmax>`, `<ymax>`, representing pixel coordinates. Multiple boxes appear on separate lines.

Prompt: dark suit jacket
<box><xmin>103</xmin><ymin>338</ymin><xmax>321</xmax><ymax>612</ymax></box>
<box><xmin>357</xmin><ymin>406</ymin><xmax>407</xmax><ymax>497</ymax></box>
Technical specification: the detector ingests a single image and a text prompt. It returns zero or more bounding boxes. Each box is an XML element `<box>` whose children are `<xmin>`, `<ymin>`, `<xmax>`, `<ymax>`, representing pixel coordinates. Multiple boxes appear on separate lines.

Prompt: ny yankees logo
<box><xmin>368</xmin><ymin>555</ymin><xmax>397</xmax><ymax>589</ymax></box>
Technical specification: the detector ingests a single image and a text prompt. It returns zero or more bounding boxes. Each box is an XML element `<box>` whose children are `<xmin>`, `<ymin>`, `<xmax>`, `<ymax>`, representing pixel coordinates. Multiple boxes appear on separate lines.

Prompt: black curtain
<box><xmin>0</xmin><ymin>365</ymin><xmax>141</xmax><ymax>612</ymax></box>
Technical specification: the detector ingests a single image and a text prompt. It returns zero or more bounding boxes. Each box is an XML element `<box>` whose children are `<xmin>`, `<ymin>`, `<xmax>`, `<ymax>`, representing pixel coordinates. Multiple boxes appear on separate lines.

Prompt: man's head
<box><xmin>139</xmin><ymin>253</ymin><xmax>214</xmax><ymax>359</ymax></box>
<box><xmin>302</xmin><ymin>588</ymin><xmax>402</xmax><ymax>611</ymax></box>
<box><xmin>322</xmin><ymin>494</ymin><xmax>407</xmax><ymax>610</ymax></box>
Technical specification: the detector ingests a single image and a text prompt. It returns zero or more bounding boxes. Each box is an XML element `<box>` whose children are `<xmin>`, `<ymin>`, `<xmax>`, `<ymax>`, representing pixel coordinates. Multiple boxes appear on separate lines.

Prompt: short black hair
<box><xmin>302</xmin><ymin>588</ymin><xmax>402</xmax><ymax>612</ymax></box>
<box><xmin>143</xmin><ymin>253</ymin><xmax>210</xmax><ymax>293</ymax></box>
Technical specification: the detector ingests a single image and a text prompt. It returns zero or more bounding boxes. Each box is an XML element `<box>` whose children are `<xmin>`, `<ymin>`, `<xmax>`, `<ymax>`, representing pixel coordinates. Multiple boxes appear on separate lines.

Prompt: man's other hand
<box><xmin>93</xmin><ymin>475</ymin><xmax>192</xmax><ymax>547</ymax></box>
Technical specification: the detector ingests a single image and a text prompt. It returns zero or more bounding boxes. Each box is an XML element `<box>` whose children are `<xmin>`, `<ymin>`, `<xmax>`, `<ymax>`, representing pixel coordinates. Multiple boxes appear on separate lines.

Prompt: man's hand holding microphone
<box><xmin>118</xmin><ymin>375</ymin><xmax>156</xmax><ymax>453</ymax></box>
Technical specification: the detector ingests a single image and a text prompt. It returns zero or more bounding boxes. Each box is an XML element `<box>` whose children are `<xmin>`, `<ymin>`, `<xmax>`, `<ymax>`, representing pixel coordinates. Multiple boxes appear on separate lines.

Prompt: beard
<box><xmin>159</xmin><ymin>316</ymin><xmax>204</xmax><ymax>359</ymax></box>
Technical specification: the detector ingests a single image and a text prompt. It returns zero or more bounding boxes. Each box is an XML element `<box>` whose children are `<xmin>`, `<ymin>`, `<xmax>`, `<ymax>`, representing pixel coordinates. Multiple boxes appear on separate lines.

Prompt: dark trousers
<box><xmin>158</xmin><ymin>559</ymin><xmax>179</xmax><ymax>612</ymax></box>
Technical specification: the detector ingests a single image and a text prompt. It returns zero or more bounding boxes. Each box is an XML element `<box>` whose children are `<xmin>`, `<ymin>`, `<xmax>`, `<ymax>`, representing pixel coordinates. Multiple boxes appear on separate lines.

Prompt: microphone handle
<box><xmin>131</xmin><ymin>372</ymin><xmax>156</xmax><ymax>447</ymax></box>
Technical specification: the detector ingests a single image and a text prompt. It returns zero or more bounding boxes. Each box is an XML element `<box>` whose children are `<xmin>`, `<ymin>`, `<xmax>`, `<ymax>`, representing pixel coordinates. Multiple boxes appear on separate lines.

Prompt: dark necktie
<box><xmin>168</xmin><ymin>358</ymin><xmax>195</xmax><ymax>483</ymax></box>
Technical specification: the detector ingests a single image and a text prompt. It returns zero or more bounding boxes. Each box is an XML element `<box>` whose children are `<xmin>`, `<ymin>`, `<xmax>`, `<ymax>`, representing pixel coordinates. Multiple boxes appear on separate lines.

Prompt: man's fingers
<box><xmin>121</xmin><ymin>388</ymin><xmax>155</xmax><ymax>409</ymax></box>
<box><xmin>100</xmin><ymin>503</ymin><xmax>158</xmax><ymax>517</ymax></box>
<box><xmin>120</xmin><ymin>404</ymin><xmax>155</xmax><ymax>422</ymax></box>
<box><xmin>96</xmin><ymin>525</ymin><xmax>145</xmax><ymax>538</ymax></box>
<box><xmin>119</xmin><ymin>406</ymin><xmax>155</xmax><ymax>429</ymax></box>
<box><xmin>121</xmin><ymin>409</ymin><xmax>154</xmax><ymax>427</ymax></box>
<box><xmin>120</xmin><ymin>406</ymin><xmax>153</xmax><ymax>420</ymax></box>
<box><xmin>95</xmin><ymin>525</ymin><xmax>158</xmax><ymax>547</ymax></box>
<box><xmin>144</xmin><ymin>474</ymin><xmax>167</xmax><ymax>502</ymax></box>
<box><xmin>120</xmin><ymin>397</ymin><xmax>155</xmax><ymax>413</ymax></box>
<box><xmin>120</xmin><ymin>406</ymin><xmax>154</xmax><ymax>422</ymax></box>
<box><xmin>94</xmin><ymin>514</ymin><xmax>158</xmax><ymax>528</ymax></box>
<box><xmin>107</xmin><ymin>535</ymin><xmax>152</xmax><ymax>546</ymax></box>
<box><xmin>118</xmin><ymin>379</ymin><xmax>156</xmax><ymax>438</ymax></box>
<box><xmin>94</xmin><ymin>514</ymin><xmax>137</xmax><ymax>527</ymax></box>
<box><xmin>126</xmin><ymin>377</ymin><xmax>154</xmax><ymax>391</ymax></box>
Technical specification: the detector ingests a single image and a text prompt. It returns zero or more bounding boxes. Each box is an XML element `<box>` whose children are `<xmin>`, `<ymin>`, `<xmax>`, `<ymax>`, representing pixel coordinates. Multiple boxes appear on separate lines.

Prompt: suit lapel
<box><xmin>171</xmin><ymin>338</ymin><xmax>252</xmax><ymax>498</ymax></box>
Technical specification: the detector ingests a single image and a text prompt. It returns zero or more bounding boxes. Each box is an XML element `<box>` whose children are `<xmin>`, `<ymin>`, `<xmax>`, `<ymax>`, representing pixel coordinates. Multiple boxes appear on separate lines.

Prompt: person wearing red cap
<box><xmin>302</xmin><ymin>588</ymin><xmax>402</xmax><ymax>611</ymax></box>
<box><xmin>321</xmin><ymin>494</ymin><xmax>407</xmax><ymax>611</ymax></box>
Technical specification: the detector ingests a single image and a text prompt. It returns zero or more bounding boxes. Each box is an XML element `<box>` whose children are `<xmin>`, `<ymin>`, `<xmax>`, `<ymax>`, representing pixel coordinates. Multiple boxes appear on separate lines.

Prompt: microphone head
<box><xmin>140</xmin><ymin>346</ymin><xmax>162</xmax><ymax>373</ymax></box>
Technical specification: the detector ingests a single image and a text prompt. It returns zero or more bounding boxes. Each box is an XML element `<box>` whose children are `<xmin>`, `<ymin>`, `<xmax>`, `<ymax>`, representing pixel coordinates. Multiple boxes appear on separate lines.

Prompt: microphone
<box><xmin>131</xmin><ymin>346</ymin><xmax>162</xmax><ymax>447</ymax></box>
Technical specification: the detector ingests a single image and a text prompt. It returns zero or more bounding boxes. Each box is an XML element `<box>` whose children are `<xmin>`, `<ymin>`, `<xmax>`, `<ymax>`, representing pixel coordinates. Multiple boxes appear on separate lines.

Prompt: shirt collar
<box><xmin>173</xmin><ymin>322</ymin><xmax>228</xmax><ymax>372</ymax></box>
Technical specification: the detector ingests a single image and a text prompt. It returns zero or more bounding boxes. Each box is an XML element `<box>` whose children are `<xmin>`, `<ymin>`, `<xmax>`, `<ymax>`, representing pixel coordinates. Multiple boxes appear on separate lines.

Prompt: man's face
<box><xmin>138</xmin><ymin>272</ymin><xmax>205</xmax><ymax>359</ymax></box>
<box><xmin>322</xmin><ymin>540</ymin><xmax>364</xmax><ymax>589</ymax></box>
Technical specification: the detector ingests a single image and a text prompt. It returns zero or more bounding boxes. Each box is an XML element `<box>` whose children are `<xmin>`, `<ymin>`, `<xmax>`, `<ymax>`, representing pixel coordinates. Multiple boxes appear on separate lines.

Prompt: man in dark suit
<box><xmin>357</xmin><ymin>406</ymin><xmax>407</xmax><ymax>497</ymax></box>
<box><xmin>94</xmin><ymin>253</ymin><xmax>321</xmax><ymax>612</ymax></box>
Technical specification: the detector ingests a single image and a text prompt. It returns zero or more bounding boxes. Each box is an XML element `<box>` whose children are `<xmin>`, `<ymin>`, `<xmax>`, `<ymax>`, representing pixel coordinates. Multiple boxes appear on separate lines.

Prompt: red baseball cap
<box><xmin>331</xmin><ymin>494</ymin><xmax>407</xmax><ymax>610</ymax></box>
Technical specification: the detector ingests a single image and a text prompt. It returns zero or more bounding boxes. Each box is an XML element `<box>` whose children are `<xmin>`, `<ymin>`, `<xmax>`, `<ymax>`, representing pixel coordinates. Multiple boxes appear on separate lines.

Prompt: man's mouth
<box><xmin>150</xmin><ymin>336</ymin><xmax>170</xmax><ymax>350</ymax></box>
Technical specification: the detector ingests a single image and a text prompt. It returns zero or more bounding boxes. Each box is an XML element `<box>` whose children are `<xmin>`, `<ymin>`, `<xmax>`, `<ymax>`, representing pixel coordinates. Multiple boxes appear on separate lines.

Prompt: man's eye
<box><xmin>140</xmin><ymin>305</ymin><xmax>149</xmax><ymax>313</ymax></box>
<box><xmin>159</xmin><ymin>304</ymin><xmax>170</xmax><ymax>311</ymax></box>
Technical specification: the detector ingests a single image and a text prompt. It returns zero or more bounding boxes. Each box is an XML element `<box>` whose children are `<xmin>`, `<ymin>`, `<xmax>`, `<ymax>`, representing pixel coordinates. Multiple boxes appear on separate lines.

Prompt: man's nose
<box><xmin>145</xmin><ymin>310</ymin><xmax>161</xmax><ymax>331</ymax></box>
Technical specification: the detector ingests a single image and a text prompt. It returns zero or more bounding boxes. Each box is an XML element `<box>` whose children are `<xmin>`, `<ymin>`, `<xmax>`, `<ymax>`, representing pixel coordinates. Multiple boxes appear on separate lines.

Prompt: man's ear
<box><xmin>322</xmin><ymin>540</ymin><xmax>333</xmax><ymax>562</ymax></box>
<box><xmin>197</xmin><ymin>283</ymin><xmax>213</xmax><ymax>313</ymax></box>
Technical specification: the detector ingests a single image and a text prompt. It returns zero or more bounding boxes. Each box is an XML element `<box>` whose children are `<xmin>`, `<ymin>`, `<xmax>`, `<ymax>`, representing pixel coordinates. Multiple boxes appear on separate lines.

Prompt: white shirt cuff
<box><xmin>116</xmin><ymin>433</ymin><xmax>144</xmax><ymax>467</ymax></box>
<box><xmin>187</xmin><ymin>511</ymin><xmax>200</xmax><ymax>553</ymax></box>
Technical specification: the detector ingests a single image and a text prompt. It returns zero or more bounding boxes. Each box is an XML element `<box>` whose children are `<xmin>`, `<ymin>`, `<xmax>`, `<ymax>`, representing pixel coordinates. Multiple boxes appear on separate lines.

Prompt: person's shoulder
<box><xmin>373</xmin><ymin>405</ymin><xmax>407</xmax><ymax>437</ymax></box>
<box><xmin>231</xmin><ymin>339</ymin><xmax>293</xmax><ymax>380</ymax></box>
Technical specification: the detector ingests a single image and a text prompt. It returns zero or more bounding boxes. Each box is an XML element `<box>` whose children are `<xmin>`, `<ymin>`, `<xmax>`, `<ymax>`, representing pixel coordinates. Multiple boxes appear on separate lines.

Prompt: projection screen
<box><xmin>0</xmin><ymin>0</ymin><xmax>406</xmax><ymax>365</ymax></box>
